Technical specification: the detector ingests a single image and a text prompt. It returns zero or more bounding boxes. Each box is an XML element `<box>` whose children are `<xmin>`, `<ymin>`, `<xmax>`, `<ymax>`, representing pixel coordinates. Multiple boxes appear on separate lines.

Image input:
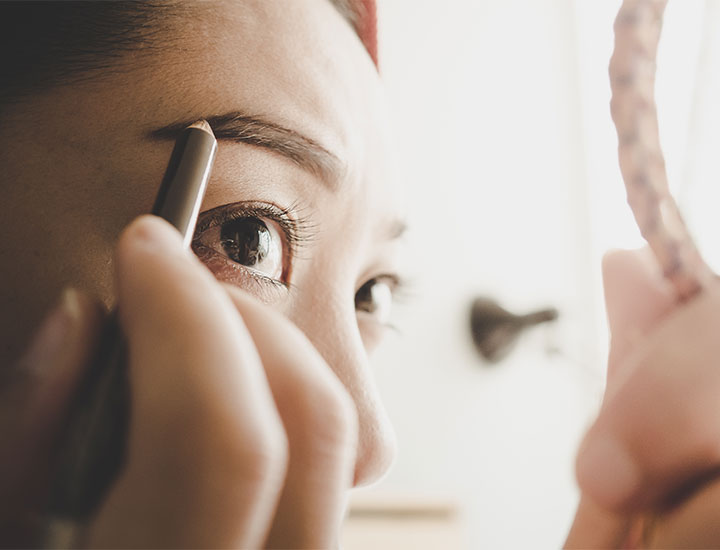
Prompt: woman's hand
<box><xmin>1</xmin><ymin>215</ymin><xmax>358</xmax><ymax>548</ymax></box>
<box><xmin>566</xmin><ymin>249</ymin><xmax>720</xmax><ymax>548</ymax></box>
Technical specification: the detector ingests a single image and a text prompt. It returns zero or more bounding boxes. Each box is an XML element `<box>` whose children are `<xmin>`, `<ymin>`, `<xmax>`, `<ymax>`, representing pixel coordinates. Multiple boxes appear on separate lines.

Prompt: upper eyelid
<box><xmin>359</xmin><ymin>273</ymin><xmax>404</xmax><ymax>292</ymax></box>
<box><xmin>375</xmin><ymin>273</ymin><xmax>402</xmax><ymax>287</ymax></box>
<box><xmin>195</xmin><ymin>201</ymin><xmax>292</xmax><ymax>234</ymax></box>
<box><xmin>193</xmin><ymin>200</ymin><xmax>320</xmax><ymax>289</ymax></box>
<box><xmin>373</xmin><ymin>273</ymin><xmax>412</xmax><ymax>304</ymax></box>
<box><xmin>193</xmin><ymin>201</ymin><xmax>315</xmax><ymax>258</ymax></box>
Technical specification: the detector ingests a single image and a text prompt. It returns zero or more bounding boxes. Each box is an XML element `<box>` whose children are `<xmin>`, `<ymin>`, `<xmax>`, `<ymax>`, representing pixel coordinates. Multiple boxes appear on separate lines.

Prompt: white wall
<box><xmin>364</xmin><ymin>1</ymin><xmax>602</xmax><ymax>547</ymax></box>
<box><xmin>354</xmin><ymin>1</ymin><xmax>720</xmax><ymax>548</ymax></box>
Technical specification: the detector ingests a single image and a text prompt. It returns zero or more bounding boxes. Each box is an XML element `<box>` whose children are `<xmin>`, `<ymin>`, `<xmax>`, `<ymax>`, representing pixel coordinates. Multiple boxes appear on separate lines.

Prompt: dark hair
<box><xmin>0</xmin><ymin>1</ymin><xmax>178</xmax><ymax>104</ymax></box>
<box><xmin>0</xmin><ymin>0</ymin><xmax>364</xmax><ymax>105</ymax></box>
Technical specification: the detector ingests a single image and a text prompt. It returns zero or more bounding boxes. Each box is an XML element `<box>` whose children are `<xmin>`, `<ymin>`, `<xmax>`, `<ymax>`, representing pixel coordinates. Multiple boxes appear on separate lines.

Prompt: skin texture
<box><xmin>0</xmin><ymin>0</ymin><xmax>401</xmax><ymax>545</ymax></box>
<box><xmin>566</xmin><ymin>249</ymin><xmax>720</xmax><ymax>548</ymax></box>
<box><xmin>0</xmin><ymin>0</ymin><xmax>400</xmax><ymax>486</ymax></box>
<box><xmin>4</xmin><ymin>217</ymin><xmax>359</xmax><ymax>547</ymax></box>
<box><xmin>91</xmin><ymin>217</ymin><xmax>358</xmax><ymax>547</ymax></box>
<box><xmin>567</xmin><ymin>1</ymin><xmax>720</xmax><ymax>544</ymax></box>
<box><xmin>4</xmin><ymin>1</ymin><xmax>720</xmax><ymax>547</ymax></box>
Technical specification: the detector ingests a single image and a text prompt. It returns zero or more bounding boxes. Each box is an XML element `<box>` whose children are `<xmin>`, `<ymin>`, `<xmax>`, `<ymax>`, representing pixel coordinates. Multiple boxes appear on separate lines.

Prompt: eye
<box><xmin>195</xmin><ymin>215</ymin><xmax>283</xmax><ymax>280</ymax></box>
<box><xmin>217</xmin><ymin>216</ymin><xmax>283</xmax><ymax>279</ymax></box>
<box><xmin>355</xmin><ymin>276</ymin><xmax>397</xmax><ymax>325</ymax></box>
<box><xmin>192</xmin><ymin>202</ymin><xmax>306</xmax><ymax>287</ymax></box>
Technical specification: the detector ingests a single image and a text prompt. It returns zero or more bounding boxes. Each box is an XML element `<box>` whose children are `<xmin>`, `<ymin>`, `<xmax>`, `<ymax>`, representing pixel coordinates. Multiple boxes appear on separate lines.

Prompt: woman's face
<box><xmin>0</xmin><ymin>0</ymin><xmax>402</xmax><ymax>486</ymax></box>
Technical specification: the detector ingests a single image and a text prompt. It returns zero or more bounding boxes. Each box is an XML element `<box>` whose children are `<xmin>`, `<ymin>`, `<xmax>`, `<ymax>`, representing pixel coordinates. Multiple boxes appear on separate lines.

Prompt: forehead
<box><xmin>181</xmin><ymin>0</ymin><xmax>396</xmax><ymax>224</ymax></box>
<box><xmin>6</xmin><ymin>0</ymin><xmax>401</xmax><ymax>250</ymax></box>
<box><xmin>157</xmin><ymin>1</ymin><xmax>378</xmax><ymax>161</ymax></box>
<box><xmin>159</xmin><ymin>0</ymin><xmax>397</xmax><ymax>218</ymax></box>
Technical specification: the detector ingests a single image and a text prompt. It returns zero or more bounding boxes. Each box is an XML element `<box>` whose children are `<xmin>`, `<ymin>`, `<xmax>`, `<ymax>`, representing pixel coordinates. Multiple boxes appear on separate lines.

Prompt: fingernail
<box><xmin>127</xmin><ymin>215</ymin><xmax>183</xmax><ymax>253</ymax></box>
<box><xmin>577</xmin><ymin>434</ymin><xmax>640</xmax><ymax>509</ymax></box>
<box><xmin>19</xmin><ymin>288</ymin><xmax>81</xmax><ymax>375</ymax></box>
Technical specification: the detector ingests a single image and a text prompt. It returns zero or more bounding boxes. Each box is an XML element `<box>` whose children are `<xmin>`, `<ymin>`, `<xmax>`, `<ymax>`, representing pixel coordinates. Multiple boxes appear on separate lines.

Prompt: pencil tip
<box><xmin>188</xmin><ymin>119</ymin><xmax>214</xmax><ymax>136</ymax></box>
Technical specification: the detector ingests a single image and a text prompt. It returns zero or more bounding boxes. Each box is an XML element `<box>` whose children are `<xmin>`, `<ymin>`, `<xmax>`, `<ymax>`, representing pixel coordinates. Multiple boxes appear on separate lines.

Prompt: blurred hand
<box><xmin>566</xmin><ymin>249</ymin><xmax>720</xmax><ymax>548</ymax></box>
<box><xmin>1</xmin><ymin>215</ymin><xmax>358</xmax><ymax>548</ymax></box>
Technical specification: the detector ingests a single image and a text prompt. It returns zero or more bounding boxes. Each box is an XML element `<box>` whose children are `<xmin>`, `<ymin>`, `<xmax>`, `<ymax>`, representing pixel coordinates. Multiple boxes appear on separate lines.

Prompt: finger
<box><xmin>602</xmin><ymin>248</ymin><xmax>675</xmax><ymax>384</ymax></box>
<box><xmin>577</xmin><ymin>283</ymin><xmax>720</xmax><ymax>513</ymax></box>
<box><xmin>224</xmin><ymin>285</ymin><xmax>358</xmax><ymax>549</ymax></box>
<box><xmin>0</xmin><ymin>289</ymin><xmax>103</xmax><ymax>538</ymax></box>
<box><xmin>566</xmin><ymin>249</ymin><xmax>676</xmax><ymax>548</ymax></box>
<box><xmin>647</xmin><ymin>474</ymin><xmax>720</xmax><ymax>548</ymax></box>
<box><xmin>1</xmin><ymin>289</ymin><xmax>103</xmax><ymax>498</ymax></box>
<box><xmin>88</xmin><ymin>216</ymin><xmax>288</xmax><ymax>549</ymax></box>
<box><xmin>564</xmin><ymin>496</ymin><xmax>631</xmax><ymax>549</ymax></box>
<box><xmin>570</xmin><ymin>247</ymin><xmax>673</xmax><ymax>528</ymax></box>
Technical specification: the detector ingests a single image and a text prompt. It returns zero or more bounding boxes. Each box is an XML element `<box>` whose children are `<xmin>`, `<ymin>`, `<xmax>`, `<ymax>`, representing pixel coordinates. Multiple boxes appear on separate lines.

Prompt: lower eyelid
<box><xmin>192</xmin><ymin>243</ymin><xmax>288</xmax><ymax>304</ymax></box>
<box><xmin>357</xmin><ymin>314</ymin><xmax>393</xmax><ymax>353</ymax></box>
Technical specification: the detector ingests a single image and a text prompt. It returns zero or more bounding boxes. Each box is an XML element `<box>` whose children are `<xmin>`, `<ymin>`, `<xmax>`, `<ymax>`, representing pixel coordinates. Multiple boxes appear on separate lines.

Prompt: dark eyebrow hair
<box><xmin>150</xmin><ymin>111</ymin><xmax>343</xmax><ymax>188</ymax></box>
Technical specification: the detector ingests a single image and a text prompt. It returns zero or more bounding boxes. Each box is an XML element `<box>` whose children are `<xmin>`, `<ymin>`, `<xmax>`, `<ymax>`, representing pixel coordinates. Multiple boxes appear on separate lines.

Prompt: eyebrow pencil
<box><xmin>44</xmin><ymin>120</ymin><xmax>217</xmax><ymax>543</ymax></box>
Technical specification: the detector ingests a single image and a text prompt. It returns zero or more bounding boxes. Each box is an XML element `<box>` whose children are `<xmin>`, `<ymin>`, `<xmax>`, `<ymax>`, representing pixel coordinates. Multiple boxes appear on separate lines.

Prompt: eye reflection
<box><xmin>192</xmin><ymin>201</ymin><xmax>314</xmax><ymax>295</ymax></box>
<box><xmin>219</xmin><ymin>217</ymin><xmax>283</xmax><ymax>279</ymax></box>
<box><xmin>194</xmin><ymin>214</ymin><xmax>284</xmax><ymax>281</ymax></box>
<box><xmin>355</xmin><ymin>277</ymin><xmax>396</xmax><ymax>325</ymax></box>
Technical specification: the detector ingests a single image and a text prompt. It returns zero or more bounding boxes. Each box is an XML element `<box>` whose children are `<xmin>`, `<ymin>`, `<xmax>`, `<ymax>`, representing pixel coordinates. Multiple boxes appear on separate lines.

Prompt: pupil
<box><xmin>355</xmin><ymin>279</ymin><xmax>377</xmax><ymax>313</ymax></box>
<box><xmin>220</xmin><ymin>217</ymin><xmax>270</xmax><ymax>267</ymax></box>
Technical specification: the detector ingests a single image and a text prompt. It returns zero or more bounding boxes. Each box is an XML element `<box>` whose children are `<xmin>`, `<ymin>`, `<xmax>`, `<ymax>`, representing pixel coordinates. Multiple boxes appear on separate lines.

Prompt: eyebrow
<box><xmin>150</xmin><ymin>111</ymin><xmax>343</xmax><ymax>189</ymax></box>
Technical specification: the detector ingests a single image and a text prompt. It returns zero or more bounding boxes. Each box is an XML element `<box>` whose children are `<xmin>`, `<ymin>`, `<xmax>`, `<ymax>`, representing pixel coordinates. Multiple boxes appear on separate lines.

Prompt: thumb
<box><xmin>602</xmin><ymin>248</ymin><xmax>676</xmax><ymax>385</ymax></box>
<box><xmin>565</xmin><ymin>249</ymin><xmax>678</xmax><ymax>548</ymax></box>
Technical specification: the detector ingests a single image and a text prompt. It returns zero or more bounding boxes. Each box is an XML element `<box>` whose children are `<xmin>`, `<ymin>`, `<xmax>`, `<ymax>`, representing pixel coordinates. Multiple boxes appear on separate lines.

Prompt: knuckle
<box><xmin>290</xmin><ymin>374</ymin><xmax>358</xmax><ymax>450</ymax></box>
<box><xmin>319</xmin><ymin>382</ymin><xmax>358</xmax><ymax>443</ymax></box>
<box><xmin>187</xmin><ymin>401</ymin><xmax>290</xmax><ymax>489</ymax></box>
<box><xmin>224</xmin><ymin>415</ymin><xmax>290</xmax><ymax>486</ymax></box>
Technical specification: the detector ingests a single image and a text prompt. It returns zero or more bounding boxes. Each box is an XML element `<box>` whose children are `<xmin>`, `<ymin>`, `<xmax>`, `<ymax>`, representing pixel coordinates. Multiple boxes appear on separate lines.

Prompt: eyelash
<box><xmin>192</xmin><ymin>202</ymin><xmax>409</xmax><ymax>330</ymax></box>
<box><xmin>192</xmin><ymin>201</ymin><xmax>315</xmax><ymax>288</ymax></box>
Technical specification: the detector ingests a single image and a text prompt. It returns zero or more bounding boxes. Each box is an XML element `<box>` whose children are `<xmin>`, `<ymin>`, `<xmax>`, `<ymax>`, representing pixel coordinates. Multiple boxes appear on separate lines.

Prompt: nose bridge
<box><xmin>301</xmin><ymin>285</ymin><xmax>363</xmax><ymax>370</ymax></box>
<box><xmin>289</xmin><ymin>283</ymin><xmax>397</xmax><ymax>486</ymax></box>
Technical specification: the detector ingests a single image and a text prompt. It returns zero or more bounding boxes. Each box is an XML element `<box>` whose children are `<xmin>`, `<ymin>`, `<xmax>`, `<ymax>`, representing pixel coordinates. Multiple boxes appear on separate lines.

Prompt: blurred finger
<box><xmin>602</xmin><ymin>248</ymin><xmax>675</xmax><ymax>384</ymax></box>
<box><xmin>0</xmin><ymin>289</ymin><xmax>103</xmax><ymax>538</ymax></box>
<box><xmin>88</xmin><ymin>216</ymin><xmax>288</xmax><ymax>549</ymax></box>
<box><xmin>224</xmin><ymin>286</ymin><xmax>358</xmax><ymax>549</ymax></box>
<box><xmin>566</xmin><ymin>249</ymin><xmax>672</xmax><ymax>548</ymax></box>
<box><xmin>577</xmin><ymin>283</ymin><xmax>720</xmax><ymax>513</ymax></box>
<box><xmin>564</xmin><ymin>496</ymin><xmax>631</xmax><ymax>549</ymax></box>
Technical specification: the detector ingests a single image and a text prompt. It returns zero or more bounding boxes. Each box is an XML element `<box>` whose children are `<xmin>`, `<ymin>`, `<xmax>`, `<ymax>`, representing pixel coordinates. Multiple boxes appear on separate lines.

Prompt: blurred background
<box><xmin>341</xmin><ymin>0</ymin><xmax>720</xmax><ymax>548</ymax></box>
